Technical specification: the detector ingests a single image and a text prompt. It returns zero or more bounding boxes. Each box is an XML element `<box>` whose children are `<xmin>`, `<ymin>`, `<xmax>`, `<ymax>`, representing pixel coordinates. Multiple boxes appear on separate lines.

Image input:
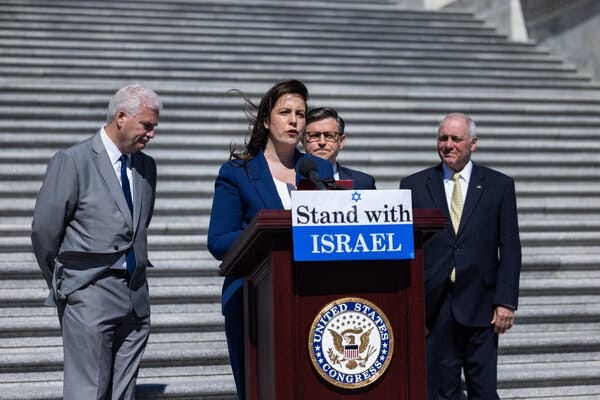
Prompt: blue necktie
<box><xmin>120</xmin><ymin>155</ymin><xmax>136</xmax><ymax>276</ymax></box>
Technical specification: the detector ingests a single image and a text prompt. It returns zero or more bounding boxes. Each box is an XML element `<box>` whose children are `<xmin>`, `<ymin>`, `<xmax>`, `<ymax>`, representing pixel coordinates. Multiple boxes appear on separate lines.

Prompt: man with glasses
<box><xmin>302</xmin><ymin>107</ymin><xmax>376</xmax><ymax>189</ymax></box>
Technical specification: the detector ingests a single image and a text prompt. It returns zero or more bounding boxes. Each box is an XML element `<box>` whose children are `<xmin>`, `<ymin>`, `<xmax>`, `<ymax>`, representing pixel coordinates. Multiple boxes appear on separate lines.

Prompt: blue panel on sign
<box><xmin>293</xmin><ymin>224</ymin><xmax>415</xmax><ymax>261</ymax></box>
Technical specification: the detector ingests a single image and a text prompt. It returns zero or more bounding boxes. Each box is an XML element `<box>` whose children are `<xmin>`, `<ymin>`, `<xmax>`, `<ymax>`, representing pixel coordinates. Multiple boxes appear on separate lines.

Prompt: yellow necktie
<box><xmin>449</xmin><ymin>172</ymin><xmax>462</xmax><ymax>283</ymax></box>
<box><xmin>450</xmin><ymin>172</ymin><xmax>463</xmax><ymax>233</ymax></box>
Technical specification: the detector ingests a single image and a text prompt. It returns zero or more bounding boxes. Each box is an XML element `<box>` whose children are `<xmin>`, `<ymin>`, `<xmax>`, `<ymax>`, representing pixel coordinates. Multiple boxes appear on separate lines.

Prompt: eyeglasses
<box><xmin>305</xmin><ymin>131</ymin><xmax>340</xmax><ymax>143</ymax></box>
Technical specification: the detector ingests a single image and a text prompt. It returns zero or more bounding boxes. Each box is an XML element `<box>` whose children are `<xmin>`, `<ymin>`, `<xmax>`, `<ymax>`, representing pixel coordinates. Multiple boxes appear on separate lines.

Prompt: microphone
<box><xmin>299</xmin><ymin>158</ymin><xmax>327</xmax><ymax>190</ymax></box>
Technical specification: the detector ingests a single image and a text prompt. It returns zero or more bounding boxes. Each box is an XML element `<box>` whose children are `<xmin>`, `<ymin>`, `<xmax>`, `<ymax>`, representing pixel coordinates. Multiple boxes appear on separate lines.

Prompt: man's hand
<box><xmin>491</xmin><ymin>305</ymin><xmax>515</xmax><ymax>334</ymax></box>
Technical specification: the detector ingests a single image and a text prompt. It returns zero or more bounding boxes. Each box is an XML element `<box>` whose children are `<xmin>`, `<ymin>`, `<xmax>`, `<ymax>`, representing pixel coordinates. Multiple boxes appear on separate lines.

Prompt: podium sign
<box><xmin>219</xmin><ymin>209</ymin><xmax>447</xmax><ymax>400</ymax></box>
<box><xmin>291</xmin><ymin>190</ymin><xmax>414</xmax><ymax>261</ymax></box>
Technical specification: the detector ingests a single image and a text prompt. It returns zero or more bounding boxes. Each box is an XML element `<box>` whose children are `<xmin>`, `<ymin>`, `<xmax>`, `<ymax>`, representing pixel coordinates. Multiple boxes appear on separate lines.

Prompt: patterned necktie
<box><xmin>120</xmin><ymin>155</ymin><xmax>136</xmax><ymax>276</ymax></box>
<box><xmin>449</xmin><ymin>172</ymin><xmax>462</xmax><ymax>283</ymax></box>
<box><xmin>450</xmin><ymin>172</ymin><xmax>463</xmax><ymax>234</ymax></box>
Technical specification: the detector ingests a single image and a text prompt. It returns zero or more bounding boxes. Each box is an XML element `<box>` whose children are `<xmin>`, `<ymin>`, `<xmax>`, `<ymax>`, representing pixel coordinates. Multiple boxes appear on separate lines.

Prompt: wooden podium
<box><xmin>219</xmin><ymin>209</ymin><xmax>446</xmax><ymax>400</ymax></box>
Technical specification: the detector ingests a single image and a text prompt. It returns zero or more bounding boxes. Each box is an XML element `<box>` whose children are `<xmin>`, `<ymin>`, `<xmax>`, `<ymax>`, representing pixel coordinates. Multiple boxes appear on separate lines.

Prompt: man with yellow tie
<box><xmin>400</xmin><ymin>113</ymin><xmax>522</xmax><ymax>400</ymax></box>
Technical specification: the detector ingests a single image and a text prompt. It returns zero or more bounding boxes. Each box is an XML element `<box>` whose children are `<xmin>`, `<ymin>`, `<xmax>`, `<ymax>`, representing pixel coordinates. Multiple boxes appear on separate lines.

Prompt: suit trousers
<box><xmin>427</xmin><ymin>287</ymin><xmax>499</xmax><ymax>400</ymax></box>
<box><xmin>59</xmin><ymin>272</ymin><xmax>150</xmax><ymax>400</ymax></box>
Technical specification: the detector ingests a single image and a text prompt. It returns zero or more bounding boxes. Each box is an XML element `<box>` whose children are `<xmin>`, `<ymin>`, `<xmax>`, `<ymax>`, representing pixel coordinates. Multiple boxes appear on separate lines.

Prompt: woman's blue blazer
<box><xmin>207</xmin><ymin>149</ymin><xmax>333</xmax><ymax>314</ymax></box>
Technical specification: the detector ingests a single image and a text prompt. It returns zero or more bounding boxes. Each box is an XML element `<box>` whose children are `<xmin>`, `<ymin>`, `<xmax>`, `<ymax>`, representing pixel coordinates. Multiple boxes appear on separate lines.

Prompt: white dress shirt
<box><xmin>442</xmin><ymin>160</ymin><xmax>472</xmax><ymax>208</ymax></box>
<box><xmin>272</xmin><ymin>178</ymin><xmax>294</xmax><ymax>210</ymax></box>
<box><xmin>100</xmin><ymin>127</ymin><xmax>133</xmax><ymax>270</ymax></box>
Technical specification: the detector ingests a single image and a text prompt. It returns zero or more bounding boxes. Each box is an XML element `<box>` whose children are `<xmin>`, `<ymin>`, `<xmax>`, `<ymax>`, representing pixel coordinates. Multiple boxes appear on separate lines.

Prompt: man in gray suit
<box><xmin>31</xmin><ymin>84</ymin><xmax>162</xmax><ymax>399</ymax></box>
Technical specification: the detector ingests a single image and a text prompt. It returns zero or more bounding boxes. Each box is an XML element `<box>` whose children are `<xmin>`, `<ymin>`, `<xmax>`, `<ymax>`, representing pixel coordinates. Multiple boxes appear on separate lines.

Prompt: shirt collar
<box><xmin>100</xmin><ymin>127</ymin><xmax>128</xmax><ymax>165</ymax></box>
<box><xmin>442</xmin><ymin>160</ymin><xmax>473</xmax><ymax>182</ymax></box>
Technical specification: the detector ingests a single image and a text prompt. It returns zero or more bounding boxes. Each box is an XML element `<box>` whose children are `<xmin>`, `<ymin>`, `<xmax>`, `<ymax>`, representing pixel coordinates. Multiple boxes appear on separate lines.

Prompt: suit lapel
<box><xmin>426</xmin><ymin>164</ymin><xmax>450</xmax><ymax>217</ymax></box>
<box><xmin>91</xmin><ymin>132</ymin><xmax>134</xmax><ymax>231</ymax></box>
<box><xmin>247</xmin><ymin>151</ymin><xmax>284</xmax><ymax>209</ymax></box>
<box><xmin>425</xmin><ymin>164</ymin><xmax>455</xmax><ymax>237</ymax></box>
<box><xmin>338</xmin><ymin>164</ymin><xmax>351</xmax><ymax>180</ymax></box>
<box><xmin>458</xmin><ymin>163</ymin><xmax>485</xmax><ymax>235</ymax></box>
<box><xmin>131</xmin><ymin>152</ymin><xmax>144</xmax><ymax>234</ymax></box>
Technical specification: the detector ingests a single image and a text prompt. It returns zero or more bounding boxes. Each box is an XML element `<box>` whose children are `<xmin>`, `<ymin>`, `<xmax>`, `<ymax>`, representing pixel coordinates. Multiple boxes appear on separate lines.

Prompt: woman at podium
<box><xmin>207</xmin><ymin>79</ymin><xmax>333</xmax><ymax>399</ymax></box>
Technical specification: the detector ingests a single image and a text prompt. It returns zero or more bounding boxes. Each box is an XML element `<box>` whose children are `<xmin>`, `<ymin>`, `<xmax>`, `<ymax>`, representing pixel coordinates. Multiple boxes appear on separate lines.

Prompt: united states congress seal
<box><xmin>308</xmin><ymin>297</ymin><xmax>394</xmax><ymax>389</ymax></box>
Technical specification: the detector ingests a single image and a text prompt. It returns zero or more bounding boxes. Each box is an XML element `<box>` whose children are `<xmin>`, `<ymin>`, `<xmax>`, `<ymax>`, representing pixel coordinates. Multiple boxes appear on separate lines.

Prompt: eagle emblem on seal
<box><xmin>328</xmin><ymin>327</ymin><xmax>376</xmax><ymax>369</ymax></box>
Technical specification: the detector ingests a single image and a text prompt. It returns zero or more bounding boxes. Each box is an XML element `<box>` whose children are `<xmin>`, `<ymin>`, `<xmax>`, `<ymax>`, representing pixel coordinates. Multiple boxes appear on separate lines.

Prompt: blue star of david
<box><xmin>351</xmin><ymin>191</ymin><xmax>362</xmax><ymax>203</ymax></box>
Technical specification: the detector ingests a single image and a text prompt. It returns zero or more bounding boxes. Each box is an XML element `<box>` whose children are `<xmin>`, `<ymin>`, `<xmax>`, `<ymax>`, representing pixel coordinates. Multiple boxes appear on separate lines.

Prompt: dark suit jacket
<box><xmin>207</xmin><ymin>149</ymin><xmax>333</xmax><ymax>314</ymax></box>
<box><xmin>400</xmin><ymin>163</ymin><xmax>521</xmax><ymax>328</ymax></box>
<box><xmin>31</xmin><ymin>131</ymin><xmax>156</xmax><ymax>317</ymax></box>
<box><xmin>338</xmin><ymin>164</ymin><xmax>376</xmax><ymax>190</ymax></box>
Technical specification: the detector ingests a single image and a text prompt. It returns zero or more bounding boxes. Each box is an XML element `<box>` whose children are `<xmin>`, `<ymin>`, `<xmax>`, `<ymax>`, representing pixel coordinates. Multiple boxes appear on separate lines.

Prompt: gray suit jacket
<box><xmin>31</xmin><ymin>131</ymin><xmax>156</xmax><ymax>317</ymax></box>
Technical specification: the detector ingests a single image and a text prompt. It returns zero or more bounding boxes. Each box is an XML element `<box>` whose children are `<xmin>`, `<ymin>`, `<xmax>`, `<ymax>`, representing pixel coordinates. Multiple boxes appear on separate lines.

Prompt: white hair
<box><xmin>106</xmin><ymin>84</ymin><xmax>162</xmax><ymax>123</ymax></box>
<box><xmin>439</xmin><ymin>113</ymin><xmax>477</xmax><ymax>140</ymax></box>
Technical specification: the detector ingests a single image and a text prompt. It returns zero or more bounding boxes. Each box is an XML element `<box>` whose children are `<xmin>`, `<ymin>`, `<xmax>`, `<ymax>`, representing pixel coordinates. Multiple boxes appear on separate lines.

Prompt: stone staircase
<box><xmin>0</xmin><ymin>0</ymin><xmax>599</xmax><ymax>398</ymax></box>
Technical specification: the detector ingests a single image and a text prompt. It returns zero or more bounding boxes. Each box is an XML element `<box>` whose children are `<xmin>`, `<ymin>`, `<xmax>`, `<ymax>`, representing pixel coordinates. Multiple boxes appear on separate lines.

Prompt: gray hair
<box><xmin>106</xmin><ymin>84</ymin><xmax>162</xmax><ymax>123</ymax></box>
<box><xmin>439</xmin><ymin>113</ymin><xmax>477</xmax><ymax>140</ymax></box>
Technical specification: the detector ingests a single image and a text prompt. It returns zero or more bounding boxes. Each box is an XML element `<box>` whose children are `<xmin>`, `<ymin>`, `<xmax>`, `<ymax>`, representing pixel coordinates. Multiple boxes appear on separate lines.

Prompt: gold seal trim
<box><xmin>307</xmin><ymin>297</ymin><xmax>394</xmax><ymax>389</ymax></box>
